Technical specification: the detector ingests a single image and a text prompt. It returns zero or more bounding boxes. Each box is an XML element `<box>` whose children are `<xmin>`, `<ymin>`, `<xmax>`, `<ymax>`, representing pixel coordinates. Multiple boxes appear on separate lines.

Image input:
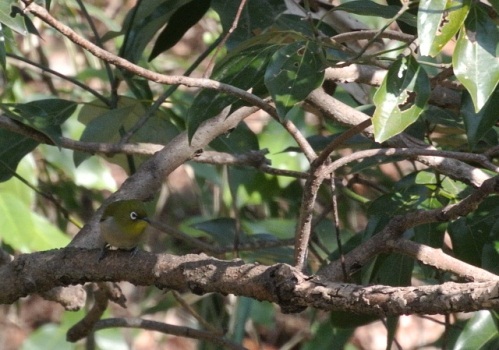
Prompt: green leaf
<box><xmin>75</xmin><ymin>96</ymin><xmax>179</xmax><ymax>167</ymax></box>
<box><xmin>453</xmin><ymin>5</ymin><xmax>499</xmax><ymax>112</ymax></box>
<box><xmin>264</xmin><ymin>40</ymin><xmax>324</xmax><ymax>118</ymax></box>
<box><xmin>0</xmin><ymin>129</ymin><xmax>39</xmax><ymax>182</ymax></box>
<box><xmin>211</xmin><ymin>0</ymin><xmax>287</xmax><ymax>49</ymax></box>
<box><xmin>0</xmin><ymin>154</ymin><xmax>37</xmax><ymax>205</ymax></box>
<box><xmin>462</xmin><ymin>88</ymin><xmax>499</xmax><ymax>149</ymax></box>
<box><xmin>303</xmin><ymin>322</ymin><xmax>354</xmax><ymax>349</ymax></box>
<box><xmin>455</xmin><ymin>311</ymin><xmax>499</xmax><ymax>350</ymax></box>
<box><xmin>149</xmin><ymin>0</ymin><xmax>211</xmax><ymax>61</ymax></box>
<box><xmin>191</xmin><ymin>217</ymin><xmax>237</xmax><ymax>246</ymax></box>
<box><xmin>448</xmin><ymin>196</ymin><xmax>499</xmax><ymax>267</ymax></box>
<box><xmin>1</xmin><ymin>99</ymin><xmax>77</xmax><ymax>146</ymax></box>
<box><xmin>335</xmin><ymin>1</ymin><xmax>417</xmax><ymax>27</ymax></box>
<box><xmin>372</xmin><ymin>56</ymin><xmax>430</xmax><ymax>143</ymax></box>
<box><xmin>0</xmin><ymin>193</ymin><xmax>70</xmax><ymax>252</ymax></box>
<box><xmin>330</xmin><ymin>311</ymin><xmax>378</xmax><ymax>328</ymax></box>
<box><xmin>490</xmin><ymin>0</ymin><xmax>499</xmax><ymax>13</ymax></box>
<box><xmin>229</xmin><ymin>297</ymin><xmax>252</xmax><ymax>343</ymax></box>
<box><xmin>121</xmin><ymin>0</ymin><xmax>190</xmax><ymax>63</ymax></box>
<box><xmin>0</xmin><ymin>2</ymin><xmax>27</xmax><ymax>35</ymax></box>
<box><xmin>370</xmin><ymin>253</ymin><xmax>414</xmax><ymax>286</ymax></box>
<box><xmin>418</xmin><ymin>0</ymin><xmax>471</xmax><ymax>57</ymax></box>
<box><xmin>187</xmin><ymin>33</ymin><xmax>289</xmax><ymax>140</ymax></box>
<box><xmin>209</xmin><ymin>121</ymin><xmax>259</xmax><ymax>153</ymax></box>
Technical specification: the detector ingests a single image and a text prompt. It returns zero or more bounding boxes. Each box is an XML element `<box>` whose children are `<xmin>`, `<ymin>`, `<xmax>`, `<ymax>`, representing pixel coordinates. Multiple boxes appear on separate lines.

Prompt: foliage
<box><xmin>0</xmin><ymin>0</ymin><xmax>498</xmax><ymax>349</ymax></box>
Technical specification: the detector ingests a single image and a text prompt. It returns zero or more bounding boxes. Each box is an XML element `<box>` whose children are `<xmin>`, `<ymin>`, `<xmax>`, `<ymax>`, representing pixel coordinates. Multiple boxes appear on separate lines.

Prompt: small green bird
<box><xmin>99</xmin><ymin>199</ymin><xmax>150</xmax><ymax>259</ymax></box>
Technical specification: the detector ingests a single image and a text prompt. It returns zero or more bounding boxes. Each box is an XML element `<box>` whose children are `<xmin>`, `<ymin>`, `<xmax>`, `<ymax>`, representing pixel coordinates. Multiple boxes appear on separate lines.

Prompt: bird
<box><xmin>99</xmin><ymin>199</ymin><xmax>150</xmax><ymax>260</ymax></box>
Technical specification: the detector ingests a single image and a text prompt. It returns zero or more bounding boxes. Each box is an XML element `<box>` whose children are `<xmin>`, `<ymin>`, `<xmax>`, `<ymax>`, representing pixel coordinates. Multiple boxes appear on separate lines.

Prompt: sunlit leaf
<box><xmin>418</xmin><ymin>0</ymin><xmax>471</xmax><ymax>57</ymax></box>
<box><xmin>454</xmin><ymin>311</ymin><xmax>499</xmax><ymax>350</ymax></box>
<box><xmin>335</xmin><ymin>0</ymin><xmax>417</xmax><ymax>27</ymax></box>
<box><xmin>0</xmin><ymin>2</ymin><xmax>27</xmax><ymax>35</ymax></box>
<box><xmin>372</xmin><ymin>56</ymin><xmax>430</xmax><ymax>142</ymax></box>
<box><xmin>453</xmin><ymin>5</ymin><xmax>499</xmax><ymax>112</ymax></box>
<box><xmin>0</xmin><ymin>193</ymin><xmax>70</xmax><ymax>252</ymax></box>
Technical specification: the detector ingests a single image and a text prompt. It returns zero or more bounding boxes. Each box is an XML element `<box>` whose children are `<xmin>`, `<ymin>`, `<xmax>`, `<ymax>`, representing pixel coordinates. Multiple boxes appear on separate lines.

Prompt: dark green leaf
<box><xmin>330</xmin><ymin>311</ymin><xmax>378</xmax><ymax>328</ymax></box>
<box><xmin>370</xmin><ymin>253</ymin><xmax>414</xmax><ymax>286</ymax></box>
<box><xmin>264</xmin><ymin>40</ymin><xmax>324</xmax><ymax>118</ymax></box>
<box><xmin>121</xmin><ymin>0</ymin><xmax>190</xmax><ymax>63</ymax></box>
<box><xmin>453</xmin><ymin>5</ymin><xmax>499</xmax><ymax>112</ymax></box>
<box><xmin>304</xmin><ymin>322</ymin><xmax>354</xmax><ymax>349</ymax></box>
<box><xmin>187</xmin><ymin>33</ymin><xmax>290</xmax><ymax>140</ymax></box>
<box><xmin>448</xmin><ymin>196</ymin><xmax>499</xmax><ymax>267</ymax></box>
<box><xmin>191</xmin><ymin>217</ymin><xmax>237</xmax><ymax>246</ymax></box>
<box><xmin>462</xmin><ymin>88</ymin><xmax>499</xmax><ymax>149</ymax></box>
<box><xmin>1</xmin><ymin>99</ymin><xmax>77</xmax><ymax>146</ymax></box>
<box><xmin>418</xmin><ymin>0</ymin><xmax>471</xmax><ymax>57</ymax></box>
<box><xmin>210</xmin><ymin>121</ymin><xmax>259</xmax><ymax>153</ymax></box>
<box><xmin>0</xmin><ymin>129</ymin><xmax>38</xmax><ymax>182</ymax></box>
<box><xmin>372</xmin><ymin>55</ymin><xmax>430</xmax><ymax>142</ymax></box>
<box><xmin>211</xmin><ymin>0</ymin><xmax>286</xmax><ymax>49</ymax></box>
<box><xmin>149</xmin><ymin>0</ymin><xmax>211</xmax><ymax>61</ymax></box>
<box><xmin>482</xmin><ymin>243</ymin><xmax>499</xmax><ymax>275</ymax></box>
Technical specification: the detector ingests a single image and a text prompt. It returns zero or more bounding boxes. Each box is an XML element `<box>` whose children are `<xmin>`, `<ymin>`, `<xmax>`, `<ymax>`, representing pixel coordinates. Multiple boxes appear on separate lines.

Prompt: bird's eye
<box><xmin>130</xmin><ymin>211</ymin><xmax>138</xmax><ymax>220</ymax></box>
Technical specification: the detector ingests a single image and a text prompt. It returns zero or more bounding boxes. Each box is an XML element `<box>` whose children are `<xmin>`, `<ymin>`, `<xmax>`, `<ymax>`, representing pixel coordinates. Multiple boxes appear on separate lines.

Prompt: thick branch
<box><xmin>1</xmin><ymin>249</ymin><xmax>498</xmax><ymax>316</ymax></box>
<box><xmin>70</xmin><ymin>106</ymin><xmax>260</xmax><ymax>248</ymax></box>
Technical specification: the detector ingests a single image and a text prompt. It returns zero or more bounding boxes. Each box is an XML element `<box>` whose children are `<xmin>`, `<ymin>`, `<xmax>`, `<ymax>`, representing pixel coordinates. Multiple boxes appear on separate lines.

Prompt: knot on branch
<box><xmin>270</xmin><ymin>264</ymin><xmax>307</xmax><ymax>314</ymax></box>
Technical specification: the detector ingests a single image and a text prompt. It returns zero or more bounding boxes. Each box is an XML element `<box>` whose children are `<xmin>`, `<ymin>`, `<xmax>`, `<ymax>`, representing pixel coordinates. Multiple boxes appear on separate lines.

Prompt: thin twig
<box><xmin>6</xmin><ymin>53</ymin><xmax>109</xmax><ymax>105</ymax></box>
<box><xmin>171</xmin><ymin>291</ymin><xmax>223</xmax><ymax>334</ymax></box>
<box><xmin>329</xmin><ymin>170</ymin><xmax>347</xmax><ymax>281</ymax></box>
<box><xmin>120</xmin><ymin>35</ymin><xmax>225</xmax><ymax>144</ymax></box>
<box><xmin>74</xmin><ymin>0</ymin><xmax>114</xmax><ymax>85</ymax></box>
<box><xmin>91</xmin><ymin>317</ymin><xmax>246</xmax><ymax>350</ymax></box>
<box><xmin>21</xmin><ymin>1</ymin><xmax>278</xmax><ymax>119</ymax></box>
<box><xmin>204</xmin><ymin>0</ymin><xmax>248</xmax><ymax>77</ymax></box>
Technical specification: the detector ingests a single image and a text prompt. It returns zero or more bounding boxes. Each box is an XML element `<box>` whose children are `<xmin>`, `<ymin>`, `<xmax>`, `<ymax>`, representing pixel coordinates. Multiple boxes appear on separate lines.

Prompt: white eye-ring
<box><xmin>130</xmin><ymin>211</ymin><xmax>138</xmax><ymax>220</ymax></box>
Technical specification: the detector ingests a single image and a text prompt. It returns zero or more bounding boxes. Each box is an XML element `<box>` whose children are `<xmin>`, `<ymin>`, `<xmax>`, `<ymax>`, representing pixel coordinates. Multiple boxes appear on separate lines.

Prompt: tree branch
<box><xmin>317</xmin><ymin>176</ymin><xmax>499</xmax><ymax>281</ymax></box>
<box><xmin>1</xmin><ymin>249</ymin><xmax>498</xmax><ymax>316</ymax></box>
<box><xmin>21</xmin><ymin>1</ymin><xmax>278</xmax><ymax>119</ymax></box>
<box><xmin>306</xmin><ymin>88</ymin><xmax>492</xmax><ymax>187</ymax></box>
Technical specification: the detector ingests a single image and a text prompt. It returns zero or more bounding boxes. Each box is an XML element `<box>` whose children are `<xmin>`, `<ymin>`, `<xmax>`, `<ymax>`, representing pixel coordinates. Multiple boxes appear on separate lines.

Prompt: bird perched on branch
<box><xmin>99</xmin><ymin>199</ymin><xmax>150</xmax><ymax>260</ymax></box>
